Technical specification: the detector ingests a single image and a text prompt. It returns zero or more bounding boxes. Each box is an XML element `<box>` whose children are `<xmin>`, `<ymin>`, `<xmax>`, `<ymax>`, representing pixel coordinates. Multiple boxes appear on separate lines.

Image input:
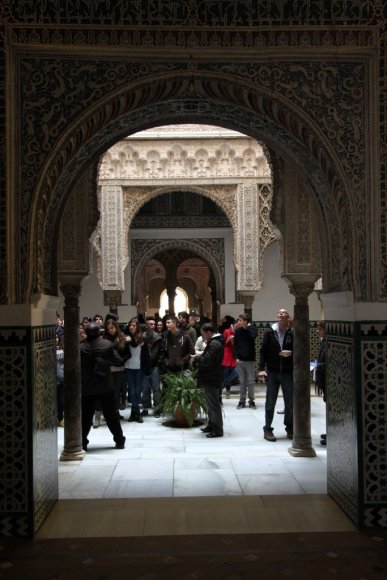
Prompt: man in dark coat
<box><xmin>141</xmin><ymin>316</ymin><xmax>163</xmax><ymax>415</ymax></box>
<box><xmin>80</xmin><ymin>323</ymin><xmax>126</xmax><ymax>451</ymax></box>
<box><xmin>258</xmin><ymin>308</ymin><xmax>294</xmax><ymax>442</ymax></box>
<box><xmin>233</xmin><ymin>313</ymin><xmax>258</xmax><ymax>409</ymax></box>
<box><xmin>160</xmin><ymin>316</ymin><xmax>195</xmax><ymax>373</ymax></box>
<box><xmin>195</xmin><ymin>322</ymin><xmax>225</xmax><ymax>438</ymax></box>
<box><xmin>157</xmin><ymin>315</ymin><xmax>195</xmax><ymax>416</ymax></box>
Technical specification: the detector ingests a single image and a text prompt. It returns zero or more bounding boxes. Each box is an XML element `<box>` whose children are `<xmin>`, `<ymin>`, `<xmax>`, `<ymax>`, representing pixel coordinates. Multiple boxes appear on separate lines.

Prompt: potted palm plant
<box><xmin>155</xmin><ymin>370</ymin><xmax>208</xmax><ymax>427</ymax></box>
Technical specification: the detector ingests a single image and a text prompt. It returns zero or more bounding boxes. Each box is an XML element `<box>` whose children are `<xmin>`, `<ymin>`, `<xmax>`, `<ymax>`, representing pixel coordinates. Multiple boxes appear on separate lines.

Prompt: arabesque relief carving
<box><xmin>13</xmin><ymin>57</ymin><xmax>367</xmax><ymax>301</ymax></box>
<box><xmin>96</xmin><ymin>130</ymin><xmax>275</xmax><ymax>297</ymax></box>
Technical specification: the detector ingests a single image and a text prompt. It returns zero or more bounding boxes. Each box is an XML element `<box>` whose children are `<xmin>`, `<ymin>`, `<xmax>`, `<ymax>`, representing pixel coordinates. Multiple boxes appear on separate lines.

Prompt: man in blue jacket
<box><xmin>194</xmin><ymin>322</ymin><xmax>225</xmax><ymax>438</ymax></box>
<box><xmin>258</xmin><ymin>308</ymin><xmax>294</xmax><ymax>442</ymax></box>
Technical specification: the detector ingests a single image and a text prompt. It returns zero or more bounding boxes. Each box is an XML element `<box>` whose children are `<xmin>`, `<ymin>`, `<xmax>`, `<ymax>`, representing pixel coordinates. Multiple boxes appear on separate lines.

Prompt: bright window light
<box><xmin>159</xmin><ymin>287</ymin><xmax>188</xmax><ymax>317</ymax></box>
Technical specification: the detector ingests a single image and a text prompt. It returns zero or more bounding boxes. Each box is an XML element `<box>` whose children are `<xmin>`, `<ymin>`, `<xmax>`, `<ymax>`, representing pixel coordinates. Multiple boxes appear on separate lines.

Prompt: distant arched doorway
<box><xmin>159</xmin><ymin>287</ymin><xmax>188</xmax><ymax>317</ymax></box>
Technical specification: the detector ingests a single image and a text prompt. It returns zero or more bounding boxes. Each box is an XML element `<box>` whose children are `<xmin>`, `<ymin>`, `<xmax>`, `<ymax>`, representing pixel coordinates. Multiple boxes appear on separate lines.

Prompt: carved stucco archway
<box><xmin>117</xmin><ymin>182</ymin><xmax>274</xmax><ymax>295</ymax></box>
<box><xmin>17</xmin><ymin>69</ymin><xmax>364</xmax><ymax>304</ymax></box>
<box><xmin>123</xmin><ymin>184</ymin><xmax>237</xmax><ymax>247</ymax></box>
<box><xmin>131</xmin><ymin>238</ymin><xmax>225</xmax><ymax>306</ymax></box>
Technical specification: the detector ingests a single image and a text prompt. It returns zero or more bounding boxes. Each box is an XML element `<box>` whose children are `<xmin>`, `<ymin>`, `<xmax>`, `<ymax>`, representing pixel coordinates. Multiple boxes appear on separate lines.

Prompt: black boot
<box><xmin>128</xmin><ymin>406</ymin><xmax>135</xmax><ymax>422</ymax></box>
<box><xmin>134</xmin><ymin>407</ymin><xmax>143</xmax><ymax>423</ymax></box>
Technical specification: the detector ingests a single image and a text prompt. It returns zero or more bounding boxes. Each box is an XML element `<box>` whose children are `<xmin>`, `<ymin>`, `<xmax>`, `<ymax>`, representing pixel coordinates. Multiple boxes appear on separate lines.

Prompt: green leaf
<box><xmin>155</xmin><ymin>371</ymin><xmax>208</xmax><ymax>426</ymax></box>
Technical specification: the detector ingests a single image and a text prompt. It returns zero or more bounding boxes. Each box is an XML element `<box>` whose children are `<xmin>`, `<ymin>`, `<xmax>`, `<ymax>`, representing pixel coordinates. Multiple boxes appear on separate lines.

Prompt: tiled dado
<box><xmin>0</xmin><ymin>326</ymin><xmax>58</xmax><ymax>537</ymax></box>
<box><xmin>360</xmin><ymin>322</ymin><xmax>387</xmax><ymax>528</ymax></box>
<box><xmin>326</xmin><ymin>321</ymin><xmax>387</xmax><ymax>529</ymax></box>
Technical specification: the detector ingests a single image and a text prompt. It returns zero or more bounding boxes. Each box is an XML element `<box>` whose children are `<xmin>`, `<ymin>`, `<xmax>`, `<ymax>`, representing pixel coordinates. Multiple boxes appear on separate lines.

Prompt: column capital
<box><xmin>103</xmin><ymin>290</ymin><xmax>123</xmax><ymax>310</ymax></box>
<box><xmin>59</xmin><ymin>278</ymin><xmax>83</xmax><ymax>308</ymax></box>
<box><xmin>283</xmin><ymin>273</ymin><xmax>319</xmax><ymax>303</ymax></box>
<box><xmin>239</xmin><ymin>291</ymin><xmax>255</xmax><ymax>310</ymax></box>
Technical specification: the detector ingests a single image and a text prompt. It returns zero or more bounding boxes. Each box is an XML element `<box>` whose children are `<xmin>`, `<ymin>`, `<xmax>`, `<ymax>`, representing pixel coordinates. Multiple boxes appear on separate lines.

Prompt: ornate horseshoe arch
<box><xmin>21</xmin><ymin>70</ymin><xmax>360</xmax><ymax>301</ymax></box>
<box><xmin>131</xmin><ymin>238</ymin><xmax>225</xmax><ymax>306</ymax></box>
<box><xmin>123</xmin><ymin>184</ymin><xmax>236</xmax><ymax>232</ymax></box>
<box><xmin>121</xmin><ymin>183</ymin><xmax>236</xmax><ymax>263</ymax></box>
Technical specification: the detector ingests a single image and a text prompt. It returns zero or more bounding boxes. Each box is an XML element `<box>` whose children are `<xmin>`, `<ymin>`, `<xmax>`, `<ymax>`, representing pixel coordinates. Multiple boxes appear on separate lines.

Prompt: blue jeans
<box><xmin>141</xmin><ymin>367</ymin><xmax>160</xmax><ymax>408</ymax></box>
<box><xmin>223</xmin><ymin>366</ymin><xmax>238</xmax><ymax>391</ymax></box>
<box><xmin>264</xmin><ymin>371</ymin><xmax>293</xmax><ymax>433</ymax></box>
<box><xmin>125</xmin><ymin>368</ymin><xmax>144</xmax><ymax>408</ymax></box>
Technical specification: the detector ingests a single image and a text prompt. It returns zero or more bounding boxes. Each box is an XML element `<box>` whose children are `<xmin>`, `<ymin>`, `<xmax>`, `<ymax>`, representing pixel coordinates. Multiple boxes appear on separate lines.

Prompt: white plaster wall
<box><xmin>57</xmin><ymin>274</ymin><xmax>106</xmax><ymax>320</ymax></box>
<box><xmin>252</xmin><ymin>241</ymin><xmax>322</xmax><ymax>322</ymax></box>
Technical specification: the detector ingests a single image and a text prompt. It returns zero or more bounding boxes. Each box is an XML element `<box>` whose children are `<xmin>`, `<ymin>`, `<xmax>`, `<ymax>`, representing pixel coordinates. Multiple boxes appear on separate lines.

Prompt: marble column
<box><xmin>59</xmin><ymin>282</ymin><xmax>85</xmax><ymax>461</ymax></box>
<box><xmin>287</xmin><ymin>277</ymin><xmax>316</xmax><ymax>457</ymax></box>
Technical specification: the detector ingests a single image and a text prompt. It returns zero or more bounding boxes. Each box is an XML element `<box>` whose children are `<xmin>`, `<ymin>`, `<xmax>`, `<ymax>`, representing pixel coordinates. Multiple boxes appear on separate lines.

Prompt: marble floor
<box><xmin>56</xmin><ymin>387</ymin><xmax>328</xmax><ymax>500</ymax></box>
<box><xmin>36</xmin><ymin>387</ymin><xmax>357</xmax><ymax>539</ymax></box>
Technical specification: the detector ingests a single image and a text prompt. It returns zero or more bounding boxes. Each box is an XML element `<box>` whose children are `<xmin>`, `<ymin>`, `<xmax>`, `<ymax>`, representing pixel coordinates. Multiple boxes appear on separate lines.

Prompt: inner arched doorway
<box><xmin>133</xmin><ymin>244</ymin><xmax>224</xmax><ymax>323</ymax></box>
<box><xmin>140</xmin><ymin>256</ymin><xmax>213</xmax><ymax>320</ymax></box>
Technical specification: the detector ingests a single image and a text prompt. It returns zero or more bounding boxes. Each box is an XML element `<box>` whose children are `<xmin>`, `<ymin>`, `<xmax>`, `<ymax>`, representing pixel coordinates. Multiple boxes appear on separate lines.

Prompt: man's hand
<box><xmin>257</xmin><ymin>370</ymin><xmax>267</xmax><ymax>383</ymax></box>
<box><xmin>280</xmin><ymin>350</ymin><xmax>292</xmax><ymax>357</ymax></box>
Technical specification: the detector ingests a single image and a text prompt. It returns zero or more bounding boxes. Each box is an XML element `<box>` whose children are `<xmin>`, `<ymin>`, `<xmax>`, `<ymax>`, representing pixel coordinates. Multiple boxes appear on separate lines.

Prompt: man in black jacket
<box><xmin>160</xmin><ymin>316</ymin><xmax>195</xmax><ymax>373</ymax></box>
<box><xmin>80</xmin><ymin>323</ymin><xmax>126</xmax><ymax>451</ymax></box>
<box><xmin>233</xmin><ymin>313</ymin><xmax>258</xmax><ymax>409</ymax></box>
<box><xmin>141</xmin><ymin>316</ymin><xmax>163</xmax><ymax>416</ymax></box>
<box><xmin>258</xmin><ymin>308</ymin><xmax>294</xmax><ymax>442</ymax></box>
<box><xmin>157</xmin><ymin>316</ymin><xmax>195</xmax><ymax>417</ymax></box>
<box><xmin>194</xmin><ymin>322</ymin><xmax>225</xmax><ymax>438</ymax></box>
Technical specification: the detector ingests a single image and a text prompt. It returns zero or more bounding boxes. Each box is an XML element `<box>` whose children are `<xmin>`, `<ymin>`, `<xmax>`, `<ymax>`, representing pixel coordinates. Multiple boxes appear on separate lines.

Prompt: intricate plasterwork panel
<box><xmin>258</xmin><ymin>183</ymin><xmax>276</xmax><ymax>264</ymax></box>
<box><xmin>5</xmin><ymin>3</ymin><xmax>381</xmax><ymax>30</ymax></box>
<box><xmin>57</xmin><ymin>176</ymin><xmax>90</xmax><ymax>274</ymax></box>
<box><xmin>0</xmin><ymin>1</ymin><xmax>383</xmax><ymax>308</ymax></box>
<box><xmin>122</xmin><ymin>185</ymin><xmax>238</xmax><ymax>233</ymax></box>
<box><xmin>12</xmin><ymin>57</ymin><xmax>363</xmax><ymax>301</ymax></box>
<box><xmin>122</xmin><ymin>187</ymin><xmax>158</xmax><ymax>232</ymax></box>
<box><xmin>284</xmin><ymin>166</ymin><xmax>322</xmax><ymax>275</ymax></box>
<box><xmin>100</xmin><ymin>185</ymin><xmax>125</xmax><ymax>290</ymax></box>
<box><xmin>99</xmin><ymin>138</ymin><xmax>270</xmax><ymax>180</ymax></box>
<box><xmin>236</xmin><ymin>183</ymin><xmax>260</xmax><ymax>291</ymax></box>
<box><xmin>132</xmin><ymin>215</ymin><xmax>230</xmax><ymax>228</ymax></box>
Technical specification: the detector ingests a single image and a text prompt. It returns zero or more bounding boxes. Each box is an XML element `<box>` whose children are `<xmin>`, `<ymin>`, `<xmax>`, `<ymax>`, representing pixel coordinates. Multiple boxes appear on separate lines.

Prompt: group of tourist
<box><xmin>55</xmin><ymin>307</ymin><xmax>327</xmax><ymax>451</ymax></box>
